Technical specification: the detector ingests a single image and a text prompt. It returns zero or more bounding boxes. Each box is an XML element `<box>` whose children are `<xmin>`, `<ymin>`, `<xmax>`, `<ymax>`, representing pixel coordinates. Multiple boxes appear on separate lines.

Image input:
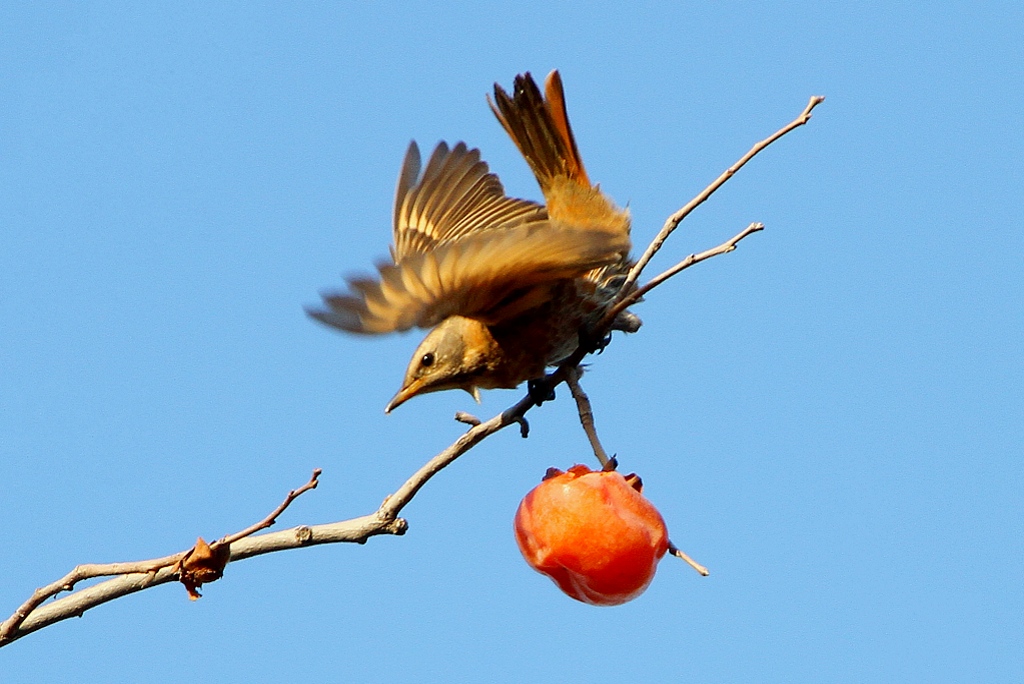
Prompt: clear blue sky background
<box><xmin>2</xmin><ymin>2</ymin><xmax>1021</xmax><ymax>681</ymax></box>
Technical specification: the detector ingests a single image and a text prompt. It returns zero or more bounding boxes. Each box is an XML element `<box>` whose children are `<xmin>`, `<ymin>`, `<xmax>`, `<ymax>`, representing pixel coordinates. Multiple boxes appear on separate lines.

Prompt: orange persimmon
<box><xmin>514</xmin><ymin>464</ymin><xmax>669</xmax><ymax>606</ymax></box>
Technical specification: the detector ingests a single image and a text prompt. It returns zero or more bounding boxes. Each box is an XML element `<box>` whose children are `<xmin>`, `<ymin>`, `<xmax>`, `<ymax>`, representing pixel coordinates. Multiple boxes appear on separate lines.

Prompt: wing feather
<box><xmin>310</xmin><ymin>221</ymin><xmax>628</xmax><ymax>334</ymax></box>
<box><xmin>392</xmin><ymin>141</ymin><xmax>545</xmax><ymax>260</ymax></box>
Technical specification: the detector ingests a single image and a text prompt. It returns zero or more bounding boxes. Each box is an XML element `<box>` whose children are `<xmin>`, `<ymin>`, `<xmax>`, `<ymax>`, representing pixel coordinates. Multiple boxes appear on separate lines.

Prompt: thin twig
<box><xmin>565</xmin><ymin>366</ymin><xmax>611</xmax><ymax>468</ymax></box>
<box><xmin>619</xmin><ymin>96</ymin><xmax>824</xmax><ymax>294</ymax></box>
<box><xmin>0</xmin><ymin>469</ymin><xmax>323</xmax><ymax>646</ymax></box>
<box><xmin>216</xmin><ymin>469</ymin><xmax>321</xmax><ymax>547</ymax></box>
<box><xmin>604</xmin><ymin>222</ymin><xmax>764</xmax><ymax>326</ymax></box>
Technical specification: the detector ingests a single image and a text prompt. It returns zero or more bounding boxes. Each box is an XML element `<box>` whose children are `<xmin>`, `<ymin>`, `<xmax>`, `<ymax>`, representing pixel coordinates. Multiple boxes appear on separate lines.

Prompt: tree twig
<box><xmin>604</xmin><ymin>222</ymin><xmax>764</xmax><ymax>326</ymax></box>
<box><xmin>619</xmin><ymin>95</ymin><xmax>824</xmax><ymax>294</ymax></box>
<box><xmin>216</xmin><ymin>469</ymin><xmax>322</xmax><ymax>547</ymax></box>
<box><xmin>0</xmin><ymin>469</ymin><xmax>323</xmax><ymax>646</ymax></box>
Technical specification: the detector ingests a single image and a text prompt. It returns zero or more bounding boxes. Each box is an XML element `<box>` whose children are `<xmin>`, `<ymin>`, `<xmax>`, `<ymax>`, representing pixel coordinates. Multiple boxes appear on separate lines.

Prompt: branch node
<box><xmin>295</xmin><ymin>526</ymin><xmax>314</xmax><ymax>544</ymax></box>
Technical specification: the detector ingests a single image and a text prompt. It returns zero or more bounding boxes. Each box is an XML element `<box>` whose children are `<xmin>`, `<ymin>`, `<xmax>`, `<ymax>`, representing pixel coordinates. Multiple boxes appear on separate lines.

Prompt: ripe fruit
<box><xmin>514</xmin><ymin>464</ymin><xmax>669</xmax><ymax>606</ymax></box>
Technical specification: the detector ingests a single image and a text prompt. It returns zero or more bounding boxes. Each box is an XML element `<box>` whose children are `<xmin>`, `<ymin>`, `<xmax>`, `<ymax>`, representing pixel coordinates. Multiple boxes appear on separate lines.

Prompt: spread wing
<box><xmin>391</xmin><ymin>141</ymin><xmax>547</xmax><ymax>259</ymax></box>
<box><xmin>308</xmin><ymin>141</ymin><xmax>629</xmax><ymax>334</ymax></box>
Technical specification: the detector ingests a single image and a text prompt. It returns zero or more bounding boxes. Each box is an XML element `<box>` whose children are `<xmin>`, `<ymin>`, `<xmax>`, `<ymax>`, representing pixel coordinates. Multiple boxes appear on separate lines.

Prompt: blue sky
<box><xmin>2</xmin><ymin>2</ymin><xmax>1021</xmax><ymax>681</ymax></box>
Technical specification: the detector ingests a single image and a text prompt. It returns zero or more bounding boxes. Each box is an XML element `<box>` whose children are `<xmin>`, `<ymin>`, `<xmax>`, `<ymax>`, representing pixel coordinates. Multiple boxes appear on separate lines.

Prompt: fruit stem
<box><xmin>668</xmin><ymin>542</ymin><xmax>710</xmax><ymax>576</ymax></box>
<box><xmin>565</xmin><ymin>366</ymin><xmax>612</xmax><ymax>468</ymax></box>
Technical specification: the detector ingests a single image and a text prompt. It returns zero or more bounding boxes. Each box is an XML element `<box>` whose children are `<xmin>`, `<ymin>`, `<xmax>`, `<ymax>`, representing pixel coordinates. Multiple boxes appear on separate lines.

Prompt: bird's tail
<box><xmin>489</xmin><ymin>71</ymin><xmax>628</xmax><ymax>235</ymax></box>
<box><xmin>489</xmin><ymin>70</ymin><xmax>591</xmax><ymax>194</ymax></box>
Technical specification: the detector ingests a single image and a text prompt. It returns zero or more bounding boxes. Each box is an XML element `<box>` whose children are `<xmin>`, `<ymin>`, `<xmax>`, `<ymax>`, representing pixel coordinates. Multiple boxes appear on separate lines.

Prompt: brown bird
<box><xmin>309</xmin><ymin>71</ymin><xmax>639</xmax><ymax>412</ymax></box>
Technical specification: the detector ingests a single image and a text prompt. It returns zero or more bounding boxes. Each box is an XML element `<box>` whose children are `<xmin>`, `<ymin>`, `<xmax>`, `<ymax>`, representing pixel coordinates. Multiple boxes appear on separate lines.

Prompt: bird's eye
<box><xmin>420</xmin><ymin>352</ymin><xmax>435</xmax><ymax>368</ymax></box>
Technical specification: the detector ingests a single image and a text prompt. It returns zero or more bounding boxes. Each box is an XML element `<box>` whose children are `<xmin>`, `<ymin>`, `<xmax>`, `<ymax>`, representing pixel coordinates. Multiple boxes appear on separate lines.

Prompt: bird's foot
<box><xmin>577</xmin><ymin>325</ymin><xmax>613</xmax><ymax>355</ymax></box>
<box><xmin>527</xmin><ymin>378</ymin><xmax>556</xmax><ymax>406</ymax></box>
<box><xmin>594</xmin><ymin>332</ymin><xmax>613</xmax><ymax>354</ymax></box>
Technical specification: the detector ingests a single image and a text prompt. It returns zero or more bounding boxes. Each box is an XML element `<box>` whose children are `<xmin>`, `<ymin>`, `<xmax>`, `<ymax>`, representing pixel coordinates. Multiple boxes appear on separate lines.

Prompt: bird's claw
<box><xmin>527</xmin><ymin>378</ymin><xmax>556</xmax><ymax>406</ymax></box>
<box><xmin>577</xmin><ymin>325</ymin><xmax>613</xmax><ymax>355</ymax></box>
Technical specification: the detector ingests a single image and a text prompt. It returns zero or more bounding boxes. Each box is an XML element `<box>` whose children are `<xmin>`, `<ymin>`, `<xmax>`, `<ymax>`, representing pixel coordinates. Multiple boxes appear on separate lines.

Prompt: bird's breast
<box><xmin>481</xmin><ymin>278</ymin><xmax>619</xmax><ymax>388</ymax></box>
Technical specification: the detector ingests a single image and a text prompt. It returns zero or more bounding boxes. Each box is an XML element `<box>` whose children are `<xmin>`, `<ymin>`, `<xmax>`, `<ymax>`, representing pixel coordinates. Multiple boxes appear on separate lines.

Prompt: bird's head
<box><xmin>385</xmin><ymin>316</ymin><xmax>498</xmax><ymax>413</ymax></box>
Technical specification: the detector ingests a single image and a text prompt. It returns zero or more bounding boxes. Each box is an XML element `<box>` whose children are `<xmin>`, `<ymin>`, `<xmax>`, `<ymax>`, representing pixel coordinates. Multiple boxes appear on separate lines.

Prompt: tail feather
<box><xmin>542</xmin><ymin>71</ymin><xmax>588</xmax><ymax>186</ymax></box>
<box><xmin>489</xmin><ymin>71</ymin><xmax>590</xmax><ymax>192</ymax></box>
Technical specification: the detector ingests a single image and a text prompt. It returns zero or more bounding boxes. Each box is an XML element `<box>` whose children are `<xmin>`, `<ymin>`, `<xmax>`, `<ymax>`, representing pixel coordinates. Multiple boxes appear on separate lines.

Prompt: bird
<box><xmin>308</xmin><ymin>71</ymin><xmax>639</xmax><ymax>412</ymax></box>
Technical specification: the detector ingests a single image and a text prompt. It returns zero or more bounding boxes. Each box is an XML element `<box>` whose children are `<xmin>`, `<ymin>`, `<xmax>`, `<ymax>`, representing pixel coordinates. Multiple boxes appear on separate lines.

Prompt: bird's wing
<box><xmin>391</xmin><ymin>141</ymin><xmax>547</xmax><ymax>260</ymax></box>
<box><xmin>309</xmin><ymin>220</ymin><xmax>629</xmax><ymax>334</ymax></box>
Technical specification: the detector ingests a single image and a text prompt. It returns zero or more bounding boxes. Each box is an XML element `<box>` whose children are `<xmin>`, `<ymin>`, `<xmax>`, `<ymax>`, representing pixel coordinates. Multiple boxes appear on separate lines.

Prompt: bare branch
<box><xmin>379</xmin><ymin>392</ymin><xmax>539</xmax><ymax>520</ymax></box>
<box><xmin>0</xmin><ymin>307</ymin><xmax>722</xmax><ymax>646</ymax></box>
<box><xmin>620</xmin><ymin>95</ymin><xmax>824</xmax><ymax>293</ymax></box>
<box><xmin>565</xmin><ymin>366</ymin><xmax>612</xmax><ymax>469</ymax></box>
<box><xmin>0</xmin><ymin>554</ymin><xmax>186</xmax><ymax>645</ymax></box>
<box><xmin>637</xmin><ymin>222</ymin><xmax>764</xmax><ymax>297</ymax></box>
<box><xmin>0</xmin><ymin>469</ymin><xmax>324</xmax><ymax>646</ymax></box>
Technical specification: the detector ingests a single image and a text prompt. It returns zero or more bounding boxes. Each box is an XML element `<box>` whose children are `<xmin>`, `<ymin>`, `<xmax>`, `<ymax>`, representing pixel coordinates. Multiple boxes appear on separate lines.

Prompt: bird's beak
<box><xmin>385</xmin><ymin>378</ymin><xmax>425</xmax><ymax>414</ymax></box>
